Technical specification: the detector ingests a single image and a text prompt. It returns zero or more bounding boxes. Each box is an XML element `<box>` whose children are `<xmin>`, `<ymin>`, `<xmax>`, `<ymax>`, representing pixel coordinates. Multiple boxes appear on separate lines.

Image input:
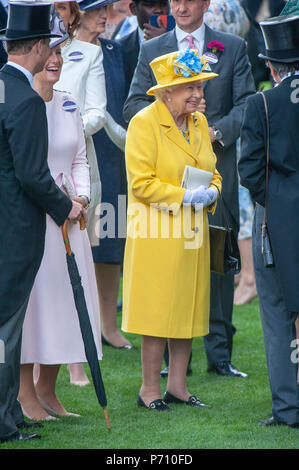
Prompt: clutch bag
<box><xmin>181</xmin><ymin>165</ymin><xmax>213</xmax><ymax>190</ymax></box>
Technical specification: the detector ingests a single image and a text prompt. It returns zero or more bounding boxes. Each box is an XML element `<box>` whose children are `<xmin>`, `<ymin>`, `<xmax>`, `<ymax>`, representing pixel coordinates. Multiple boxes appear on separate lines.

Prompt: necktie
<box><xmin>185</xmin><ymin>35</ymin><xmax>196</xmax><ymax>50</ymax></box>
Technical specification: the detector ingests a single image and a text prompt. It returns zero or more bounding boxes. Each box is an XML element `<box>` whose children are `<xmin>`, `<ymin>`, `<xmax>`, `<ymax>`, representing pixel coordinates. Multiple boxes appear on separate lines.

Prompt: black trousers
<box><xmin>0</xmin><ymin>297</ymin><xmax>28</xmax><ymax>439</ymax></box>
<box><xmin>253</xmin><ymin>204</ymin><xmax>299</xmax><ymax>424</ymax></box>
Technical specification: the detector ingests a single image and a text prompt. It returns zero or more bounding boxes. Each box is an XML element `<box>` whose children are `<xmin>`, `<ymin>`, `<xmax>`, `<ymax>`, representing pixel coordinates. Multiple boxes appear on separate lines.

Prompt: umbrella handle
<box><xmin>62</xmin><ymin>216</ymin><xmax>86</xmax><ymax>256</ymax></box>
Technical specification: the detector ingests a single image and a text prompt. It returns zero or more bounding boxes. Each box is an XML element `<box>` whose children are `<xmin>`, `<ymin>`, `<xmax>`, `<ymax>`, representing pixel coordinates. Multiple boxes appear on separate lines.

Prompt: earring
<box><xmin>167</xmin><ymin>98</ymin><xmax>171</xmax><ymax>102</ymax></box>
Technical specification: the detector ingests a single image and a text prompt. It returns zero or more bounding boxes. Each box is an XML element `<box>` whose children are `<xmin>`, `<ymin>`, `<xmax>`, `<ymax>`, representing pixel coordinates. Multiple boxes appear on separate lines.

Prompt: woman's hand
<box><xmin>73</xmin><ymin>196</ymin><xmax>87</xmax><ymax>207</ymax></box>
<box><xmin>183</xmin><ymin>185</ymin><xmax>211</xmax><ymax>208</ymax></box>
<box><xmin>183</xmin><ymin>186</ymin><xmax>217</xmax><ymax>210</ymax></box>
<box><xmin>72</xmin><ymin>197</ymin><xmax>88</xmax><ymax>224</ymax></box>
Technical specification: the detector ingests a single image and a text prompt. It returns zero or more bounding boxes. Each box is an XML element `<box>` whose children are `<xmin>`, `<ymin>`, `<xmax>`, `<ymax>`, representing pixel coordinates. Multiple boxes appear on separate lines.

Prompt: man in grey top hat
<box><xmin>0</xmin><ymin>2</ymin><xmax>83</xmax><ymax>443</ymax></box>
<box><xmin>239</xmin><ymin>13</ymin><xmax>299</xmax><ymax>427</ymax></box>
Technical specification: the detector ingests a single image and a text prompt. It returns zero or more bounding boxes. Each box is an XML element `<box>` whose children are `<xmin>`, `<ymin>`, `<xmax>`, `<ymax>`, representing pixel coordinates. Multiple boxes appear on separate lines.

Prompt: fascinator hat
<box><xmin>49</xmin><ymin>5</ymin><xmax>69</xmax><ymax>48</ymax></box>
<box><xmin>0</xmin><ymin>1</ymin><xmax>61</xmax><ymax>41</ymax></box>
<box><xmin>79</xmin><ymin>0</ymin><xmax>121</xmax><ymax>11</ymax></box>
<box><xmin>147</xmin><ymin>49</ymin><xmax>218</xmax><ymax>96</ymax></box>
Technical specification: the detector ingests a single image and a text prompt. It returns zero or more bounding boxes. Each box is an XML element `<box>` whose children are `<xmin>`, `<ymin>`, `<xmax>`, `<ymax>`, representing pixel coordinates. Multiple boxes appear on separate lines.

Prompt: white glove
<box><xmin>104</xmin><ymin>111</ymin><xmax>126</xmax><ymax>152</ymax></box>
<box><xmin>206</xmin><ymin>187</ymin><xmax>217</xmax><ymax>205</ymax></box>
<box><xmin>183</xmin><ymin>185</ymin><xmax>210</xmax><ymax>208</ymax></box>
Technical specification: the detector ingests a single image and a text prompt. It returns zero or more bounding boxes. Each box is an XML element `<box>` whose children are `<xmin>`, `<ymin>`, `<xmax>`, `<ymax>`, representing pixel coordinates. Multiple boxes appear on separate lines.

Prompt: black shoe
<box><xmin>164</xmin><ymin>391</ymin><xmax>211</xmax><ymax>408</ymax></box>
<box><xmin>137</xmin><ymin>395</ymin><xmax>171</xmax><ymax>411</ymax></box>
<box><xmin>0</xmin><ymin>431</ymin><xmax>41</xmax><ymax>443</ymax></box>
<box><xmin>160</xmin><ymin>365</ymin><xmax>192</xmax><ymax>378</ymax></box>
<box><xmin>258</xmin><ymin>416</ymin><xmax>299</xmax><ymax>428</ymax></box>
<box><xmin>17</xmin><ymin>421</ymin><xmax>43</xmax><ymax>430</ymax></box>
<box><xmin>207</xmin><ymin>361</ymin><xmax>248</xmax><ymax>378</ymax></box>
<box><xmin>101</xmin><ymin>334</ymin><xmax>135</xmax><ymax>350</ymax></box>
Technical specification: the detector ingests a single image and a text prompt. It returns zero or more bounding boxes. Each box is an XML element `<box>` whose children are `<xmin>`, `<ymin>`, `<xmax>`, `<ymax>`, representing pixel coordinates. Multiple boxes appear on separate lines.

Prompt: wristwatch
<box><xmin>212</xmin><ymin>127</ymin><xmax>223</xmax><ymax>141</ymax></box>
<box><xmin>78</xmin><ymin>195</ymin><xmax>90</xmax><ymax>208</ymax></box>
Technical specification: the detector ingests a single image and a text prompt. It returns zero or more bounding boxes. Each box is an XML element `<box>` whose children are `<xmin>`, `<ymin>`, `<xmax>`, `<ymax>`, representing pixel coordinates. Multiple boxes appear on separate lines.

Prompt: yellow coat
<box><xmin>122</xmin><ymin>100</ymin><xmax>222</xmax><ymax>339</ymax></box>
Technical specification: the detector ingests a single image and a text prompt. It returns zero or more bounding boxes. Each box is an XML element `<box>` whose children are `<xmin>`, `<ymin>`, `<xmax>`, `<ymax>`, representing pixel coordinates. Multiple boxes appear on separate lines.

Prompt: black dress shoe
<box><xmin>258</xmin><ymin>416</ymin><xmax>299</xmax><ymax>428</ymax></box>
<box><xmin>17</xmin><ymin>421</ymin><xmax>43</xmax><ymax>430</ymax></box>
<box><xmin>164</xmin><ymin>391</ymin><xmax>211</xmax><ymax>408</ymax></box>
<box><xmin>160</xmin><ymin>364</ymin><xmax>192</xmax><ymax>378</ymax></box>
<box><xmin>207</xmin><ymin>361</ymin><xmax>248</xmax><ymax>378</ymax></box>
<box><xmin>0</xmin><ymin>431</ymin><xmax>41</xmax><ymax>443</ymax></box>
<box><xmin>137</xmin><ymin>395</ymin><xmax>170</xmax><ymax>411</ymax></box>
<box><xmin>101</xmin><ymin>334</ymin><xmax>136</xmax><ymax>350</ymax></box>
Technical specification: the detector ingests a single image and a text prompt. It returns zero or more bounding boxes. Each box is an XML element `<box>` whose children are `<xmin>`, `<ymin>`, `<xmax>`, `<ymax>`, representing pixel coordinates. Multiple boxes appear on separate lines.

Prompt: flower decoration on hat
<box><xmin>207</xmin><ymin>41</ymin><xmax>225</xmax><ymax>54</ymax></box>
<box><xmin>174</xmin><ymin>49</ymin><xmax>208</xmax><ymax>78</ymax></box>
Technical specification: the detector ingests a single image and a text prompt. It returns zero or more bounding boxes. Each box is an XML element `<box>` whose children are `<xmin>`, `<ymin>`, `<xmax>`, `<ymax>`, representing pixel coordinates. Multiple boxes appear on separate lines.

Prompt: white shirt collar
<box><xmin>6</xmin><ymin>61</ymin><xmax>34</xmax><ymax>88</ymax></box>
<box><xmin>138</xmin><ymin>26</ymin><xmax>145</xmax><ymax>45</ymax></box>
<box><xmin>280</xmin><ymin>71</ymin><xmax>299</xmax><ymax>83</ymax></box>
<box><xmin>175</xmin><ymin>23</ymin><xmax>206</xmax><ymax>55</ymax></box>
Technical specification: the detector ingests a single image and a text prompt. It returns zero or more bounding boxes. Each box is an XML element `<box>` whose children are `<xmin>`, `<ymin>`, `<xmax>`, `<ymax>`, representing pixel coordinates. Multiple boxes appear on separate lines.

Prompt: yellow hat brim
<box><xmin>146</xmin><ymin>72</ymin><xmax>218</xmax><ymax>96</ymax></box>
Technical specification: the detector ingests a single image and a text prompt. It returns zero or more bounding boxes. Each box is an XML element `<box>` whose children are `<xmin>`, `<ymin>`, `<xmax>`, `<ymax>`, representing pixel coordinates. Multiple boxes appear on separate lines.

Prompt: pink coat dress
<box><xmin>21</xmin><ymin>90</ymin><xmax>102</xmax><ymax>364</ymax></box>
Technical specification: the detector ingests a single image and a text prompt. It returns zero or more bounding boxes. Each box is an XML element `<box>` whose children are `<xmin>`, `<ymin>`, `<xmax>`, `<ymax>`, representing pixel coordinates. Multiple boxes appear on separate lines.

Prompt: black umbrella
<box><xmin>62</xmin><ymin>218</ymin><xmax>111</xmax><ymax>430</ymax></box>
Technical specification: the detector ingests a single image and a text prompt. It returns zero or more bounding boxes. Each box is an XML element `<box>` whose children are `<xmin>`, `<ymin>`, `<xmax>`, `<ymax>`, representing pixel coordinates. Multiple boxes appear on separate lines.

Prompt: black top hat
<box><xmin>258</xmin><ymin>14</ymin><xmax>299</xmax><ymax>63</ymax></box>
<box><xmin>0</xmin><ymin>1</ymin><xmax>61</xmax><ymax>42</ymax></box>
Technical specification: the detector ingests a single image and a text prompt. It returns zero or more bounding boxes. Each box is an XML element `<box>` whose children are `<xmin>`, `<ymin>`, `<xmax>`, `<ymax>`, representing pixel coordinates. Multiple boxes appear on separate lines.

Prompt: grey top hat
<box><xmin>258</xmin><ymin>14</ymin><xmax>299</xmax><ymax>63</ymax></box>
<box><xmin>0</xmin><ymin>1</ymin><xmax>61</xmax><ymax>41</ymax></box>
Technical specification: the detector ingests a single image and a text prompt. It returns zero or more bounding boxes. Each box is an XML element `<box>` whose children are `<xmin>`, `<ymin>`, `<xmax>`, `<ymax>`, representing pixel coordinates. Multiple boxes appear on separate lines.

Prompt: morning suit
<box><xmin>123</xmin><ymin>25</ymin><xmax>256</xmax><ymax>365</ymax></box>
<box><xmin>239</xmin><ymin>76</ymin><xmax>299</xmax><ymax>424</ymax></box>
<box><xmin>0</xmin><ymin>65</ymin><xmax>72</xmax><ymax>440</ymax></box>
<box><xmin>119</xmin><ymin>28</ymin><xmax>140</xmax><ymax>88</ymax></box>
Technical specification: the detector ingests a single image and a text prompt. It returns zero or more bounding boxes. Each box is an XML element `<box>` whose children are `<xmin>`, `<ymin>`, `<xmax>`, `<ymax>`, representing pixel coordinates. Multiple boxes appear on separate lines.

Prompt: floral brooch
<box><xmin>174</xmin><ymin>49</ymin><xmax>208</xmax><ymax>78</ymax></box>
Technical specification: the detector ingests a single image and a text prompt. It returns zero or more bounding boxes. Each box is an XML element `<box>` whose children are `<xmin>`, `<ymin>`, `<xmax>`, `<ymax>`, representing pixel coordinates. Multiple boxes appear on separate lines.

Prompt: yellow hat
<box><xmin>147</xmin><ymin>49</ymin><xmax>218</xmax><ymax>96</ymax></box>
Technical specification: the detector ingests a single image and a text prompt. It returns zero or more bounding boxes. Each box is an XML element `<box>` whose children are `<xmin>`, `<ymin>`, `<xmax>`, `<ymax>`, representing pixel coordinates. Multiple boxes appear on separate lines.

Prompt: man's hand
<box><xmin>68</xmin><ymin>200</ymin><xmax>83</xmax><ymax>224</ymax></box>
<box><xmin>143</xmin><ymin>18</ymin><xmax>166</xmax><ymax>41</ymax></box>
<box><xmin>208</xmin><ymin>127</ymin><xmax>216</xmax><ymax>143</ymax></box>
<box><xmin>197</xmin><ymin>97</ymin><xmax>206</xmax><ymax>114</ymax></box>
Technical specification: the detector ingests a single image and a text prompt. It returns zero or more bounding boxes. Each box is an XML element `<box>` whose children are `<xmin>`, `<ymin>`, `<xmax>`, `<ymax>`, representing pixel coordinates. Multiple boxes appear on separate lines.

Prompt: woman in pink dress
<box><xmin>18</xmin><ymin>39</ymin><xmax>102</xmax><ymax>420</ymax></box>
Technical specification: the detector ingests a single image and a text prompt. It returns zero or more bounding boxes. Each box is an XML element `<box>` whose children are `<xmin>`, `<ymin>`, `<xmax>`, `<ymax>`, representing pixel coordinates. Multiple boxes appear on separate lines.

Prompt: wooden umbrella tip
<box><xmin>104</xmin><ymin>409</ymin><xmax>111</xmax><ymax>431</ymax></box>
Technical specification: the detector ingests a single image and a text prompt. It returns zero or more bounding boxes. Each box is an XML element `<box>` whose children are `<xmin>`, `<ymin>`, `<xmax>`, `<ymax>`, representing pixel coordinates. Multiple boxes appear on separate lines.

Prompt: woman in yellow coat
<box><xmin>122</xmin><ymin>49</ymin><xmax>222</xmax><ymax>411</ymax></box>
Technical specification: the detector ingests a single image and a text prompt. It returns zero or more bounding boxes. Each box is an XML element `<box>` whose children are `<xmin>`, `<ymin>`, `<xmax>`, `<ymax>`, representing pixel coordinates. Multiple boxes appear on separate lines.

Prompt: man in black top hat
<box><xmin>0</xmin><ymin>2</ymin><xmax>83</xmax><ymax>443</ymax></box>
<box><xmin>239</xmin><ymin>14</ymin><xmax>299</xmax><ymax>427</ymax></box>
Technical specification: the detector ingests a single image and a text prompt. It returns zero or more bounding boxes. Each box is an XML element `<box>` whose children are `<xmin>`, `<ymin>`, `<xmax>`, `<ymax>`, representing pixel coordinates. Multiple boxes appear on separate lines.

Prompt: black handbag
<box><xmin>260</xmin><ymin>92</ymin><xmax>275</xmax><ymax>268</ymax></box>
<box><xmin>209</xmin><ymin>197</ymin><xmax>241</xmax><ymax>275</ymax></box>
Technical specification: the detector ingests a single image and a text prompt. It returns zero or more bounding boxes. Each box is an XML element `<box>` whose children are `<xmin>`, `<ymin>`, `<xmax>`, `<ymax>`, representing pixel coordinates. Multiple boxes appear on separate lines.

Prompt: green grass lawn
<box><xmin>2</xmin><ymin>297</ymin><xmax>299</xmax><ymax>449</ymax></box>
